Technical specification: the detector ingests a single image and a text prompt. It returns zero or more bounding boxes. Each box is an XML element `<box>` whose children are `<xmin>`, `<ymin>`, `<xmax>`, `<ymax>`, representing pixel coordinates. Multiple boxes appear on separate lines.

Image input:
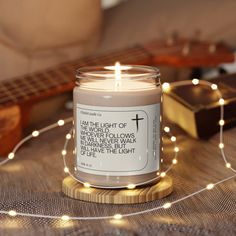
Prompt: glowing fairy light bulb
<box><xmin>127</xmin><ymin>184</ymin><xmax>136</xmax><ymax>189</ymax></box>
<box><xmin>58</xmin><ymin>119</ymin><xmax>65</xmax><ymax>126</ymax></box>
<box><xmin>8</xmin><ymin>210</ymin><xmax>17</xmax><ymax>216</ymax></box>
<box><xmin>172</xmin><ymin>159</ymin><xmax>178</xmax><ymax>164</ymax></box>
<box><xmin>174</xmin><ymin>147</ymin><xmax>179</xmax><ymax>152</ymax></box>
<box><xmin>192</xmin><ymin>78</ymin><xmax>199</xmax><ymax>85</ymax></box>
<box><xmin>206</xmin><ymin>183</ymin><xmax>214</xmax><ymax>190</ymax></box>
<box><xmin>61</xmin><ymin>215</ymin><xmax>70</xmax><ymax>221</ymax></box>
<box><xmin>160</xmin><ymin>172</ymin><xmax>166</xmax><ymax>178</ymax></box>
<box><xmin>66</xmin><ymin>134</ymin><xmax>72</xmax><ymax>140</ymax></box>
<box><xmin>113</xmin><ymin>214</ymin><xmax>122</xmax><ymax>220</ymax></box>
<box><xmin>32</xmin><ymin>130</ymin><xmax>39</xmax><ymax>137</ymax></box>
<box><xmin>211</xmin><ymin>84</ymin><xmax>218</xmax><ymax>90</ymax></box>
<box><xmin>163</xmin><ymin>202</ymin><xmax>172</xmax><ymax>209</ymax></box>
<box><xmin>64</xmin><ymin>167</ymin><xmax>69</xmax><ymax>173</ymax></box>
<box><xmin>219</xmin><ymin>120</ymin><xmax>225</xmax><ymax>126</ymax></box>
<box><xmin>226</xmin><ymin>163</ymin><xmax>231</xmax><ymax>168</ymax></box>
<box><xmin>171</xmin><ymin>136</ymin><xmax>176</xmax><ymax>142</ymax></box>
<box><xmin>218</xmin><ymin>143</ymin><xmax>224</xmax><ymax>149</ymax></box>
<box><xmin>219</xmin><ymin>98</ymin><xmax>225</xmax><ymax>105</ymax></box>
<box><xmin>8</xmin><ymin>152</ymin><xmax>15</xmax><ymax>160</ymax></box>
<box><xmin>61</xmin><ymin>150</ymin><xmax>67</xmax><ymax>155</ymax></box>
<box><xmin>164</xmin><ymin>126</ymin><xmax>170</xmax><ymax>133</ymax></box>
<box><xmin>162</xmin><ymin>82</ymin><xmax>170</xmax><ymax>92</ymax></box>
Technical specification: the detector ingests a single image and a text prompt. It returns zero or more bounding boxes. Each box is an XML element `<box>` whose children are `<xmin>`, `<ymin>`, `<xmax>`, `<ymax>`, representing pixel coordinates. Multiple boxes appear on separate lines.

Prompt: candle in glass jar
<box><xmin>73</xmin><ymin>63</ymin><xmax>162</xmax><ymax>188</ymax></box>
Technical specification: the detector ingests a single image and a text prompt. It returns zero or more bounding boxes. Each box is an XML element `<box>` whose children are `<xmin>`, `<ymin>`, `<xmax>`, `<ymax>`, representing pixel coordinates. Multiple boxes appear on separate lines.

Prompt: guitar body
<box><xmin>0</xmin><ymin>105</ymin><xmax>22</xmax><ymax>155</ymax></box>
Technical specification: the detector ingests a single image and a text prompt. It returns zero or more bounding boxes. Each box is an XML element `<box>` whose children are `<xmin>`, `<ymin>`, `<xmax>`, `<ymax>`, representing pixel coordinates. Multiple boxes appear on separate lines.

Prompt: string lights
<box><xmin>191</xmin><ymin>78</ymin><xmax>199</xmax><ymax>85</ymax></box>
<box><xmin>0</xmin><ymin>79</ymin><xmax>235</xmax><ymax>222</ymax></box>
<box><xmin>60</xmin><ymin>123</ymin><xmax>178</xmax><ymax>189</ymax></box>
<box><xmin>83</xmin><ymin>182</ymin><xmax>91</xmax><ymax>188</ymax></box>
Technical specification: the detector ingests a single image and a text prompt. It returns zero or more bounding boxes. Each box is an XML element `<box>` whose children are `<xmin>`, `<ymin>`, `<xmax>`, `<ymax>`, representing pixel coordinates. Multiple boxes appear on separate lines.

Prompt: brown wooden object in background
<box><xmin>0</xmin><ymin>38</ymin><xmax>234</xmax><ymax>155</ymax></box>
<box><xmin>164</xmin><ymin>73</ymin><xmax>236</xmax><ymax>138</ymax></box>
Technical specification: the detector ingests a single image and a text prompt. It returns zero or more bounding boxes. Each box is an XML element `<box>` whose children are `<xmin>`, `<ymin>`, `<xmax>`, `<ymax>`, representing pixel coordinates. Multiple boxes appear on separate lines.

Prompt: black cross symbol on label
<box><xmin>132</xmin><ymin>114</ymin><xmax>144</xmax><ymax>132</ymax></box>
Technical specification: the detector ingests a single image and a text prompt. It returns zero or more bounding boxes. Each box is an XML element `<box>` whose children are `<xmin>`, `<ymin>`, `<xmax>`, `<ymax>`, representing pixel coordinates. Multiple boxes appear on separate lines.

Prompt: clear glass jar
<box><xmin>73</xmin><ymin>65</ymin><xmax>162</xmax><ymax>188</ymax></box>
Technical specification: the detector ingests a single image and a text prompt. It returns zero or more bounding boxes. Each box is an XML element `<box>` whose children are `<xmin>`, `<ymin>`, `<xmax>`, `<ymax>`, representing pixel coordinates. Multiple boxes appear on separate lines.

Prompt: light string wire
<box><xmin>61</xmin><ymin>127</ymin><xmax>178</xmax><ymax>189</ymax></box>
<box><xmin>0</xmin><ymin>79</ymin><xmax>235</xmax><ymax>221</ymax></box>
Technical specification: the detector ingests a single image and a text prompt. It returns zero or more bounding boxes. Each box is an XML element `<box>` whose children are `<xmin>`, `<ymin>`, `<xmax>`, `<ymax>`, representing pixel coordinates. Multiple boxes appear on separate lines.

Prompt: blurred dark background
<box><xmin>1</xmin><ymin>0</ymin><xmax>236</xmax><ymax>81</ymax></box>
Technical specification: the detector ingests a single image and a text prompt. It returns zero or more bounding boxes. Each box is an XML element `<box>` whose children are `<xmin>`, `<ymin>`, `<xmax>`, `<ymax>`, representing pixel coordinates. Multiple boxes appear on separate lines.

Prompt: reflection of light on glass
<box><xmin>83</xmin><ymin>182</ymin><xmax>91</xmax><ymax>188</ymax></box>
<box><xmin>80</xmin><ymin>187</ymin><xmax>93</xmax><ymax>194</ymax></box>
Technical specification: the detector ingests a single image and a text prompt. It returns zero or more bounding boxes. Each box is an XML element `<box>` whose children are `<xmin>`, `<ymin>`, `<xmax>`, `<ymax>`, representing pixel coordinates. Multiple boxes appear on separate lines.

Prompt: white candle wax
<box><xmin>73</xmin><ymin>65</ymin><xmax>162</xmax><ymax>188</ymax></box>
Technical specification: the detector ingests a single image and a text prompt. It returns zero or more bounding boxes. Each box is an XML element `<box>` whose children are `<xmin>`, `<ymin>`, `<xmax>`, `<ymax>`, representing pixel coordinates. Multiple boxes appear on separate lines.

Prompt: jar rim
<box><xmin>76</xmin><ymin>65</ymin><xmax>160</xmax><ymax>81</ymax></box>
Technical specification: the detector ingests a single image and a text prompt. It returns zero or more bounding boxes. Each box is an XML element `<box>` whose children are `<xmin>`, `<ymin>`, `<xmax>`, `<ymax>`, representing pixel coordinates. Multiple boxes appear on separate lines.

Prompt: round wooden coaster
<box><xmin>62</xmin><ymin>176</ymin><xmax>173</xmax><ymax>204</ymax></box>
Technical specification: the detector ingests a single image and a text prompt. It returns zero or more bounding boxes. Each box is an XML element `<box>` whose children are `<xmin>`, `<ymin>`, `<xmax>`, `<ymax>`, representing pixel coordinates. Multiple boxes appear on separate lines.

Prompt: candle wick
<box><xmin>115</xmin><ymin>80</ymin><xmax>121</xmax><ymax>91</ymax></box>
<box><xmin>115</xmin><ymin>62</ymin><xmax>121</xmax><ymax>91</ymax></box>
<box><xmin>115</xmin><ymin>62</ymin><xmax>121</xmax><ymax>81</ymax></box>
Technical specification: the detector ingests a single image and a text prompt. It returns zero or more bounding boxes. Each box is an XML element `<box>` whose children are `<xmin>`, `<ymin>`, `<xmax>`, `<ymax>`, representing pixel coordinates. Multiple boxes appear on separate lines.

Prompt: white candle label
<box><xmin>76</xmin><ymin>103</ymin><xmax>160</xmax><ymax>176</ymax></box>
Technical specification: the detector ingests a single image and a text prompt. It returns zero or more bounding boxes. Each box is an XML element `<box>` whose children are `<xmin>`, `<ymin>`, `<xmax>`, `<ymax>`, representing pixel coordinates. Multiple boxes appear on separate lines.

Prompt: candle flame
<box><xmin>104</xmin><ymin>63</ymin><xmax>131</xmax><ymax>76</ymax></box>
<box><xmin>104</xmin><ymin>62</ymin><xmax>132</xmax><ymax>90</ymax></box>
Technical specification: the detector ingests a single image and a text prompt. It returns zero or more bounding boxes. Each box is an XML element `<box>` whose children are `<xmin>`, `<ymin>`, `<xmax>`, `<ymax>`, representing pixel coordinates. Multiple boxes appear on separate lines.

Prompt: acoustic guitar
<box><xmin>0</xmin><ymin>38</ymin><xmax>234</xmax><ymax>155</ymax></box>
